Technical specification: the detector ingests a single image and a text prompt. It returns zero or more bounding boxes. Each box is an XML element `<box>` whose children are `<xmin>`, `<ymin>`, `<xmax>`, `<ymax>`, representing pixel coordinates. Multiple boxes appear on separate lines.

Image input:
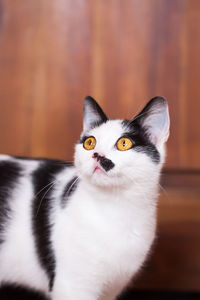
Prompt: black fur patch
<box><xmin>99</xmin><ymin>157</ymin><xmax>115</xmax><ymax>172</ymax></box>
<box><xmin>121</xmin><ymin>120</ymin><xmax>160</xmax><ymax>163</ymax></box>
<box><xmin>32</xmin><ymin>161</ymin><xmax>69</xmax><ymax>291</ymax></box>
<box><xmin>0</xmin><ymin>283</ymin><xmax>49</xmax><ymax>300</ymax></box>
<box><xmin>0</xmin><ymin>161</ymin><xmax>21</xmax><ymax>244</ymax></box>
<box><xmin>61</xmin><ymin>176</ymin><xmax>79</xmax><ymax>207</ymax></box>
<box><xmin>79</xmin><ymin>135</ymin><xmax>90</xmax><ymax>144</ymax></box>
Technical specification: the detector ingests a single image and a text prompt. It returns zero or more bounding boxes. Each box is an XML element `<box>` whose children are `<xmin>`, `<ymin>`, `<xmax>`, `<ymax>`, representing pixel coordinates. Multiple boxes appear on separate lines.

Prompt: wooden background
<box><xmin>0</xmin><ymin>0</ymin><xmax>199</xmax><ymax>293</ymax></box>
<box><xmin>0</xmin><ymin>0</ymin><xmax>200</xmax><ymax>169</ymax></box>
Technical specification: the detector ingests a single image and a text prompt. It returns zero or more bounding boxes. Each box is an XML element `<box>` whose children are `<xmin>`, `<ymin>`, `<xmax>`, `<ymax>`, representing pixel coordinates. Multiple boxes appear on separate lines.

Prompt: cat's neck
<box><xmin>78</xmin><ymin>176</ymin><xmax>159</xmax><ymax>207</ymax></box>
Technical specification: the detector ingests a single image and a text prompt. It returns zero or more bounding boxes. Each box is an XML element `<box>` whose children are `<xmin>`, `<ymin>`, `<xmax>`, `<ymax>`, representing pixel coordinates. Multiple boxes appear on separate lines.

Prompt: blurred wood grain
<box><xmin>0</xmin><ymin>0</ymin><xmax>199</xmax><ymax>168</ymax></box>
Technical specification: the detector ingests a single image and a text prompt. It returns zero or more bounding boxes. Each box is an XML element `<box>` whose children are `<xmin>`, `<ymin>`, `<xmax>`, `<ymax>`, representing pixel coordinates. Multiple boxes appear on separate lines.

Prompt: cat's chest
<box><xmin>54</xmin><ymin>186</ymin><xmax>156</xmax><ymax>269</ymax></box>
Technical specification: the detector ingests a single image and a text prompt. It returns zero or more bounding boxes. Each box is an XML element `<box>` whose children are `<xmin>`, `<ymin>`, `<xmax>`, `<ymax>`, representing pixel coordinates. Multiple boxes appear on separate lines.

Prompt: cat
<box><xmin>0</xmin><ymin>96</ymin><xmax>170</xmax><ymax>300</ymax></box>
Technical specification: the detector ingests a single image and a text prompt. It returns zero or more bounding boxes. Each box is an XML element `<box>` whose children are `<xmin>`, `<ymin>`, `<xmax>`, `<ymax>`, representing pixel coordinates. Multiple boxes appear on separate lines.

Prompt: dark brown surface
<box><xmin>133</xmin><ymin>184</ymin><xmax>200</xmax><ymax>292</ymax></box>
<box><xmin>162</xmin><ymin>170</ymin><xmax>200</xmax><ymax>189</ymax></box>
<box><xmin>0</xmin><ymin>285</ymin><xmax>199</xmax><ymax>300</ymax></box>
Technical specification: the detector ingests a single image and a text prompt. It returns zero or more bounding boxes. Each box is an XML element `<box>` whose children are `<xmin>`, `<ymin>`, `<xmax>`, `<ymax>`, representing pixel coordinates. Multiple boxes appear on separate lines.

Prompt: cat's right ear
<box><xmin>83</xmin><ymin>96</ymin><xmax>108</xmax><ymax>132</ymax></box>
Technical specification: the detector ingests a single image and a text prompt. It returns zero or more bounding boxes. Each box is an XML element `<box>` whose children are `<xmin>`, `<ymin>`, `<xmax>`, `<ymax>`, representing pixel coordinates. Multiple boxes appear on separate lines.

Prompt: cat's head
<box><xmin>74</xmin><ymin>96</ymin><xmax>170</xmax><ymax>188</ymax></box>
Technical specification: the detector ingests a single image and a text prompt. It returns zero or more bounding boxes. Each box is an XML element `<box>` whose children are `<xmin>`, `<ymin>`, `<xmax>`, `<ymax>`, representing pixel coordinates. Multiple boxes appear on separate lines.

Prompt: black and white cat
<box><xmin>0</xmin><ymin>96</ymin><xmax>170</xmax><ymax>300</ymax></box>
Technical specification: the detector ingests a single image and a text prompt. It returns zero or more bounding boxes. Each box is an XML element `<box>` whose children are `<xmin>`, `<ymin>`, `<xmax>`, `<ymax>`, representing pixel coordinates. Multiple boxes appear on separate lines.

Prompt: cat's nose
<box><xmin>93</xmin><ymin>152</ymin><xmax>115</xmax><ymax>172</ymax></box>
<box><xmin>93</xmin><ymin>152</ymin><xmax>104</xmax><ymax>162</ymax></box>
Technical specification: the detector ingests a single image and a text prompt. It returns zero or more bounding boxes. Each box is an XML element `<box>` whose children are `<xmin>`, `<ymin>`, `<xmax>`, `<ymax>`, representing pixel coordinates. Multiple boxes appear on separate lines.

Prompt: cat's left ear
<box><xmin>83</xmin><ymin>96</ymin><xmax>108</xmax><ymax>132</ymax></box>
<box><xmin>134</xmin><ymin>96</ymin><xmax>170</xmax><ymax>147</ymax></box>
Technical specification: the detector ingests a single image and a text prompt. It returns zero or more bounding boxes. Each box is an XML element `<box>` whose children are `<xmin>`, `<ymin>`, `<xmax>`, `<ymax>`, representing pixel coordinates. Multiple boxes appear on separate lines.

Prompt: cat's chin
<box><xmin>78</xmin><ymin>170</ymin><xmax>114</xmax><ymax>188</ymax></box>
<box><xmin>91</xmin><ymin>171</ymin><xmax>112</xmax><ymax>187</ymax></box>
<box><xmin>81</xmin><ymin>171</ymin><xmax>127</xmax><ymax>189</ymax></box>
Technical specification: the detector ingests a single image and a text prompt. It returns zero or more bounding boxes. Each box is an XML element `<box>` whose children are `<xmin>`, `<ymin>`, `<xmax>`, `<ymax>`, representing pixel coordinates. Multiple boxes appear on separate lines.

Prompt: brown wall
<box><xmin>0</xmin><ymin>0</ymin><xmax>200</xmax><ymax>293</ymax></box>
<box><xmin>0</xmin><ymin>0</ymin><xmax>200</xmax><ymax>169</ymax></box>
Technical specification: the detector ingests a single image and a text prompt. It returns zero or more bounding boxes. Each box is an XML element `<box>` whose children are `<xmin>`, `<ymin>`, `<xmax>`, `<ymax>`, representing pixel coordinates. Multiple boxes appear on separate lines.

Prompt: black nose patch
<box><xmin>99</xmin><ymin>157</ymin><xmax>115</xmax><ymax>172</ymax></box>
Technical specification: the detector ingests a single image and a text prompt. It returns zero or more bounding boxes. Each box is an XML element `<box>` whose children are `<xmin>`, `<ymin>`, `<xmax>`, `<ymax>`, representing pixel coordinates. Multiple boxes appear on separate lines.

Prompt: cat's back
<box><xmin>0</xmin><ymin>154</ymin><xmax>75</xmax><ymax>293</ymax></box>
<box><xmin>0</xmin><ymin>155</ymin><xmax>74</xmax><ymax>220</ymax></box>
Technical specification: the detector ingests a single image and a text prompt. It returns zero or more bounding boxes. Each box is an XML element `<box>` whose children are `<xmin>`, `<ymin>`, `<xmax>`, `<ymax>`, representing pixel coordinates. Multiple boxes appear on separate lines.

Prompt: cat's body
<box><xmin>0</xmin><ymin>96</ymin><xmax>170</xmax><ymax>300</ymax></box>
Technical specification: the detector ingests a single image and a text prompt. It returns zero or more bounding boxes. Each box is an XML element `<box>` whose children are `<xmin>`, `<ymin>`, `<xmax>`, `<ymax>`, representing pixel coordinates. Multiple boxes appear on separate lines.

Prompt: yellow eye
<box><xmin>83</xmin><ymin>136</ymin><xmax>96</xmax><ymax>150</ymax></box>
<box><xmin>116</xmin><ymin>137</ymin><xmax>133</xmax><ymax>151</ymax></box>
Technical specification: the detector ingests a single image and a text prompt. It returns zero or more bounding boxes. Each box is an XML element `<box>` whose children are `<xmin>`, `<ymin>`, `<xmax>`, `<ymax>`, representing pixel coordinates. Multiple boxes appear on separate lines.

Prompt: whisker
<box><xmin>35</xmin><ymin>181</ymin><xmax>57</xmax><ymax>217</ymax></box>
<box><xmin>65</xmin><ymin>177</ymin><xmax>80</xmax><ymax>198</ymax></box>
<box><xmin>34</xmin><ymin>180</ymin><xmax>58</xmax><ymax>198</ymax></box>
<box><xmin>159</xmin><ymin>183</ymin><xmax>168</xmax><ymax>195</ymax></box>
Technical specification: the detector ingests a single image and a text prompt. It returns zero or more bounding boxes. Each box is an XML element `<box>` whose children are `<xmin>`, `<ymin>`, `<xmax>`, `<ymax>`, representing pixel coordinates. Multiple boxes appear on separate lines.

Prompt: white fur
<box><xmin>0</xmin><ymin>115</ymin><xmax>168</xmax><ymax>299</ymax></box>
<box><xmin>0</xmin><ymin>157</ymin><xmax>49</xmax><ymax>292</ymax></box>
<box><xmin>52</xmin><ymin>119</ymin><xmax>166</xmax><ymax>299</ymax></box>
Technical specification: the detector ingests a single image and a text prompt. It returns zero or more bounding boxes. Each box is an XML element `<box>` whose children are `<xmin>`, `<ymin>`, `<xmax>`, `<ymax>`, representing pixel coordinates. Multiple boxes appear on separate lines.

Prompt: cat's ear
<box><xmin>134</xmin><ymin>96</ymin><xmax>170</xmax><ymax>146</ymax></box>
<box><xmin>83</xmin><ymin>96</ymin><xmax>108</xmax><ymax>132</ymax></box>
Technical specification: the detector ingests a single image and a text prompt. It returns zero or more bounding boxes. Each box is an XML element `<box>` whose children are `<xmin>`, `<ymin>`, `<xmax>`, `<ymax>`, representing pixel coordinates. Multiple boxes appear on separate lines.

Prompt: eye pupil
<box><xmin>123</xmin><ymin>140</ymin><xmax>126</xmax><ymax>146</ymax></box>
<box><xmin>89</xmin><ymin>140</ymin><xmax>92</xmax><ymax>145</ymax></box>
